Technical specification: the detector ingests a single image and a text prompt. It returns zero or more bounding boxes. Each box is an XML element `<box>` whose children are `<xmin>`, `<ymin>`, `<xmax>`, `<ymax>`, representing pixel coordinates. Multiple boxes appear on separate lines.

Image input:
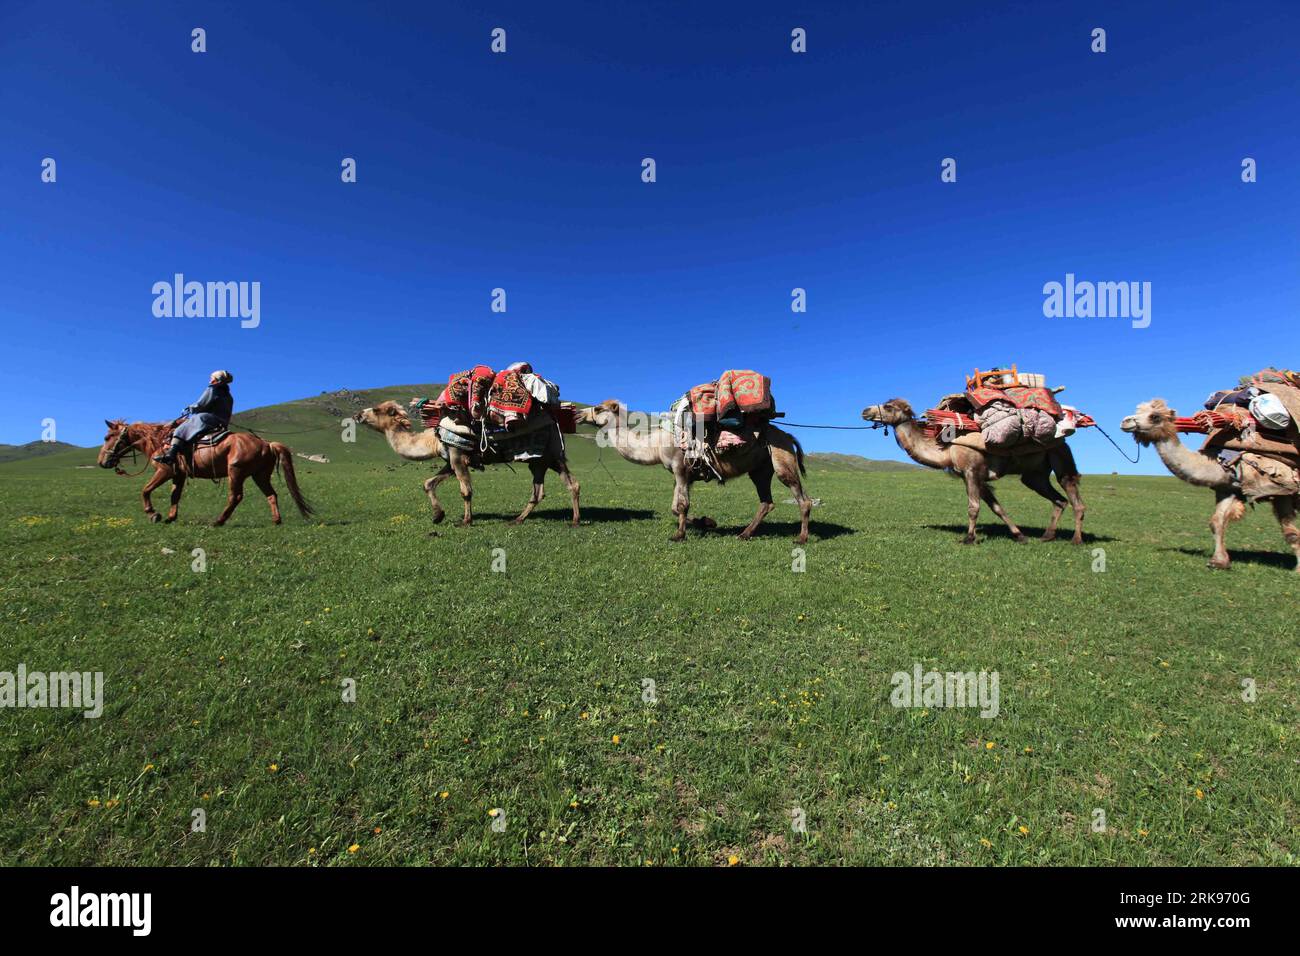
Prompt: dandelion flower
<box><xmin>979</xmin><ymin>838</ymin><xmax>992</xmax><ymax>848</ymax></box>
<box><xmin>727</xmin><ymin>855</ymin><xmax>739</xmax><ymax>866</ymax></box>
<box><xmin>612</xmin><ymin>735</ymin><xmax>620</xmax><ymax>745</ymax></box>
<box><xmin>348</xmin><ymin>844</ymin><xmax>360</xmax><ymax>854</ymax></box>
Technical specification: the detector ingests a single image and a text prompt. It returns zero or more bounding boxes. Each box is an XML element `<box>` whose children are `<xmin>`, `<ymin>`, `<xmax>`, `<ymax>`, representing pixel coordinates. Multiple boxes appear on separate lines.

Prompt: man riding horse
<box><xmin>154</xmin><ymin>370</ymin><xmax>234</xmax><ymax>466</ymax></box>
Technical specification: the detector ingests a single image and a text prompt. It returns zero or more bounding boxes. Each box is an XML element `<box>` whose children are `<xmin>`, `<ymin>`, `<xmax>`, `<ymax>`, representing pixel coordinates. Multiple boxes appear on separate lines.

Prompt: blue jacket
<box><xmin>175</xmin><ymin>383</ymin><xmax>233</xmax><ymax>442</ymax></box>
<box><xmin>185</xmin><ymin>384</ymin><xmax>233</xmax><ymax>424</ymax></box>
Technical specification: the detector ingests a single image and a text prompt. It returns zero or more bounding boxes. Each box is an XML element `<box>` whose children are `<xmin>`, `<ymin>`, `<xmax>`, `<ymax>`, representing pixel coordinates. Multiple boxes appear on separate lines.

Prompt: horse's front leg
<box><xmin>164</xmin><ymin>475</ymin><xmax>187</xmax><ymax>523</ymax></box>
<box><xmin>141</xmin><ymin>468</ymin><xmax>169</xmax><ymax>523</ymax></box>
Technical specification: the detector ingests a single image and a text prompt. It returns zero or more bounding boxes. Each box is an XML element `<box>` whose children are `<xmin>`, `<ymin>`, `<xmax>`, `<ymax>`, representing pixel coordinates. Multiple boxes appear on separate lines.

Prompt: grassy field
<box><xmin>1</xmin><ymin>397</ymin><xmax>1297</xmax><ymax>866</ymax></box>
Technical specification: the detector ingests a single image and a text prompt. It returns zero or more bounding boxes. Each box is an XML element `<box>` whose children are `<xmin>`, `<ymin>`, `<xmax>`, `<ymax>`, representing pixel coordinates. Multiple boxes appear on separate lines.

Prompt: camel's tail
<box><xmin>271</xmin><ymin>442</ymin><xmax>316</xmax><ymax>518</ymax></box>
<box><xmin>787</xmin><ymin>431</ymin><xmax>807</xmax><ymax>476</ymax></box>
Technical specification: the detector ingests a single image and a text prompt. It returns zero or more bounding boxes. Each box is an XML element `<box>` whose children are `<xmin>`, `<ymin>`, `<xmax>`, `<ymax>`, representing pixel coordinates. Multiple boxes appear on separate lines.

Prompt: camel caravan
<box><xmin>863</xmin><ymin>366</ymin><xmax>1089</xmax><ymax>545</ymax></box>
<box><xmin>1122</xmin><ymin>367</ymin><xmax>1300</xmax><ymax>572</ymax></box>
<box><xmin>97</xmin><ymin>361</ymin><xmax>1300</xmax><ymax>572</ymax></box>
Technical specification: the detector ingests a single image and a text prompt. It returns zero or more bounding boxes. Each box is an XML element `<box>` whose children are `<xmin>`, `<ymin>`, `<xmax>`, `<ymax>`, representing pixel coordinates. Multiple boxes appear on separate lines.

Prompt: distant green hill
<box><xmin>804</xmin><ymin>452</ymin><xmax>918</xmax><ymax>472</ymax></box>
<box><xmin>0</xmin><ymin>440</ymin><xmax>84</xmax><ymax>464</ymax></box>
<box><xmin>0</xmin><ymin>386</ymin><xmax>913</xmax><ymax>472</ymax></box>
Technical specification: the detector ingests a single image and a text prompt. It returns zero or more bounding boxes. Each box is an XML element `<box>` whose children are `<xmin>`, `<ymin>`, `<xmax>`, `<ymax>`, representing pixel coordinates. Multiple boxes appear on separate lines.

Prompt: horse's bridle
<box><xmin>105</xmin><ymin>426</ymin><xmax>149</xmax><ymax>476</ymax></box>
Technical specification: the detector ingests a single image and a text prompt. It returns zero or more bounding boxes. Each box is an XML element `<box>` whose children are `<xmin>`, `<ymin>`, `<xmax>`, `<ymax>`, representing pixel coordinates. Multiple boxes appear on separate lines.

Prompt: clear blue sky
<box><xmin>1</xmin><ymin>1</ymin><xmax>1296</xmax><ymax>472</ymax></box>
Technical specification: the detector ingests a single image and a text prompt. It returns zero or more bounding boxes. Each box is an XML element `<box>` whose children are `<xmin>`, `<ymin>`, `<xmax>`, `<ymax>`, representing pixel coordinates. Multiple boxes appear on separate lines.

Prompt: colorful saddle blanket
<box><xmin>688</xmin><ymin>369</ymin><xmax>774</xmax><ymax>422</ymax></box>
<box><xmin>966</xmin><ymin>385</ymin><xmax>1062</xmax><ymax>418</ymax></box>
<box><xmin>433</xmin><ymin>365</ymin><xmax>495</xmax><ymax>420</ymax></box>
<box><xmin>488</xmin><ymin>368</ymin><xmax>535</xmax><ymax>422</ymax></box>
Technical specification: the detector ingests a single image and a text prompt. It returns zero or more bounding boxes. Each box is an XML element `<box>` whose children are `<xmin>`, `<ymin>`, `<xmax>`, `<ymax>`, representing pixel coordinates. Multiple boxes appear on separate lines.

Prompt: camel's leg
<box><xmin>451</xmin><ymin>456</ymin><xmax>474</xmax><ymax>526</ymax></box>
<box><xmin>669</xmin><ymin>470</ymin><xmax>691</xmax><ymax>542</ymax></box>
<box><xmin>738</xmin><ymin>460</ymin><xmax>776</xmax><ymax>541</ymax></box>
<box><xmin>1208</xmin><ymin>489</ymin><xmax>1246</xmax><ymax>570</ymax></box>
<box><xmin>1271</xmin><ymin>496</ymin><xmax>1300</xmax><ymax>572</ymax></box>
<box><xmin>513</xmin><ymin>460</ymin><xmax>548</xmax><ymax>524</ymax></box>
<box><xmin>1020</xmin><ymin>470</ymin><xmax>1066</xmax><ymax>541</ymax></box>
<box><xmin>424</xmin><ymin>463</ymin><xmax>453</xmax><ymax>524</ymax></box>
<box><xmin>252</xmin><ymin>471</ymin><xmax>281</xmax><ymax>524</ymax></box>
<box><xmin>981</xmin><ymin>486</ymin><xmax>1027</xmax><ymax>542</ymax></box>
<box><xmin>1058</xmin><ymin>473</ymin><xmax>1086</xmax><ymax>545</ymax></box>
<box><xmin>163</xmin><ymin>474</ymin><xmax>187</xmax><ymax>523</ymax></box>
<box><xmin>961</xmin><ymin>472</ymin><xmax>984</xmax><ymax>544</ymax></box>
<box><xmin>771</xmin><ymin>451</ymin><xmax>810</xmax><ymax>545</ymax></box>
<box><xmin>213</xmin><ymin>472</ymin><xmax>247</xmax><ymax>526</ymax></box>
<box><xmin>551</xmin><ymin>459</ymin><xmax>580</xmax><ymax>526</ymax></box>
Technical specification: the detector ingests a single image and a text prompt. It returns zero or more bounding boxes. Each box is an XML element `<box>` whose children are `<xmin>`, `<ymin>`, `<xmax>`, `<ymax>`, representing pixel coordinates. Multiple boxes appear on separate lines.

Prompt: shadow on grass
<box><xmin>705</xmin><ymin>519</ymin><xmax>857</xmax><ymax>540</ymax></box>
<box><xmin>922</xmin><ymin>523</ymin><xmax>1115</xmax><ymax>544</ymax></box>
<box><xmin>1165</xmin><ymin>546</ymin><xmax>1296</xmax><ymax>570</ymax></box>
<box><xmin>468</xmin><ymin>506</ymin><xmax>656</xmax><ymax>523</ymax></box>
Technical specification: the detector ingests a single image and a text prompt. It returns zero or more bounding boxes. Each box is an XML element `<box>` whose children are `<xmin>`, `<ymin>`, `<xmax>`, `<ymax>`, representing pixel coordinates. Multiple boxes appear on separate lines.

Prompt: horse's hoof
<box><xmin>1013</xmin><ymin>534</ymin><xmax>1029</xmax><ymax>544</ymax></box>
<box><xmin>148</xmin><ymin>513</ymin><xmax>161</xmax><ymax>524</ymax></box>
<box><xmin>669</xmin><ymin>533</ymin><xmax>684</xmax><ymax>542</ymax></box>
<box><xmin>960</xmin><ymin>536</ymin><xmax>977</xmax><ymax>545</ymax></box>
<box><xmin>1040</xmin><ymin>533</ymin><xmax>1056</xmax><ymax>542</ymax></box>
<box><xmin>1208</xmin><ymin>559</ymin><xmax>1231</xmax><ymax>571</ymax></box>
<box><xmin>736</xmin><ymin>532</ymin><xmax>752</xmax><ymax>541</ymax></box>
<box><xmin>795</xmin><ymin>535</ymin><xmax>809</xmax><ymax>545</ymax></box>
<box><xmin>432</xmin><ymin>513</ymin><xmax>446</xmax><ymax>524</ymax></box>
<box><xmin>1070</xmin><ymin>536</ymin><xmax>1084</xmax><ymax>546</ymax></box>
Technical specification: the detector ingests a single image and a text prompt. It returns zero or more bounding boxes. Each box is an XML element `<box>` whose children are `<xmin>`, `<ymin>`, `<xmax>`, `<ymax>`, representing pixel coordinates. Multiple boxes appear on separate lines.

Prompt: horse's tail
<box><xmin>271</xmin><ymin>442</ymin><xmax>316</xmax><ymax>518</ymax></box>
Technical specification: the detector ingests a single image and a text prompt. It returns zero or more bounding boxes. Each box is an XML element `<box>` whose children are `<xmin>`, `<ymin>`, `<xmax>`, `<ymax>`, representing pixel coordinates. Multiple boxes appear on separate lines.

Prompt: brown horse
<box><xmin>96</xmin><ymin>419</ymin><xmax>314</xmax><ymax>525</ymax></box>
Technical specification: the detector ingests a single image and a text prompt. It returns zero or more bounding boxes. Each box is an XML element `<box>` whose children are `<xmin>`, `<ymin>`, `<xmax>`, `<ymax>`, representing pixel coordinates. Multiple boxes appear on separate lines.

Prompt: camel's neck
<box><xmin>383</xmin><ymin>426</ymin><xmax>443</xmax><ymax>461</ymax></box>
<box><xmin>892</xmin><ymin>420</ymin><xmax>952</xmax><ymax>470</ymax></box>
<box><xmin>1153</xmin><ymin>435</ymin><xmax>1232</xmax><ymax>489</ymax></box>
<box><xmin>603</xmin><ymin>414</ymin><xmax>670</xmax><ymax>466</ymax></box>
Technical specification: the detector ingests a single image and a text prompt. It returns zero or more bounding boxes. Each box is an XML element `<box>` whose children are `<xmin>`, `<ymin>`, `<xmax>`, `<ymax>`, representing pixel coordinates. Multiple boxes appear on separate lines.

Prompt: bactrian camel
<box><xmin>1121</xmin><ymin>399</ymin><xmax>1300</xmax><ymax>572</ymax></box>
<box><xmin>575</xmin><ymin>400</ymin><xmax>811</xmax><ymax>543</ymax></box>
<box><xmin>353</xmin><ymin>401</ymin><xmax>580</xmax><ymax>527</ymax></box>
<box><xmin>861</xmin><ymin>398</ymin><xmax>1085</xmax><ymax>544</ymax></box>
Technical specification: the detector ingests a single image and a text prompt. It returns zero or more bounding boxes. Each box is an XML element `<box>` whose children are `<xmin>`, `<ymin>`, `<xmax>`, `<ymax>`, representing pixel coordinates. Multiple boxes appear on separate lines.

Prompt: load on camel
<box><xmin>1121</xmin><ymin>367</ymin><xmax>1300</xmax><ymax>572</ymax></box>
<box><xmin>862</xmin><ymin>365</ymin><xmax>1088</xmax><ymax>544</ymax></box>
<box><xmin>354</xmin><ymin>362</ymin><xmax>580</xmax><ymax>527</ymax></box>
<box><xmin>576</xmin><ymin>369</ymin><xmax>812</xmax><ymax>543</ymax></box>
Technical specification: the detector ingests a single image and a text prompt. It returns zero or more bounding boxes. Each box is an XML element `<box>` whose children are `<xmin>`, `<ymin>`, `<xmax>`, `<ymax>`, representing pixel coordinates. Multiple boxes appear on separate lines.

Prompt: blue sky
<box><xmin>1</xmin><ymin>0</ymin><xmax>1296</xmax><ymax>472</ymax></box>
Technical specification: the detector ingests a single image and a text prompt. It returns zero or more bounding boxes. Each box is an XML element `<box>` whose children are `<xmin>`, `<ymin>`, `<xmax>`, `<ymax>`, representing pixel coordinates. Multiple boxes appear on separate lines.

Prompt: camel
<box><xmin>353</xmin><ymin>401</ymin><xmax>579</xmax><ymax>527</ymax></box>
<box><xmin>574</xmin><ymin>400</ymin><xmax>811</xmax><ymax>543</ymax></box>
<box><xmin>1121</xmin><ymin>398</ymin><xmax>1300</xmax><ymax>571</ymax></box>
<box><xmin>861</xmin><ymin>398</ymin><xmax>1085</xmax><ymax>544</ymax></box>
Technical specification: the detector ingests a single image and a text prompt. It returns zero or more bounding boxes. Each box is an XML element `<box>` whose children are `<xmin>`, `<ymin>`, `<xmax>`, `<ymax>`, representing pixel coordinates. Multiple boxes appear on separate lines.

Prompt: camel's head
<box><xmin>96</xmin><ymin>419</ymin><xmax>132</xmax><ymax>469</ymax></box>
<box><xmin>575</xmin><ymin>400</ymin><xmax>624</xmax><ymax>429</ymax></box>
<box><xmin>353</xmin><ymin>401</ymin><xmax>412</xmax><ymax>432</ymax></box>
<box><xmin>1120</xmin><ymin>399</ymin><xmax>1178</xmax><ymax>445</ymax></box>
<box><xmin>861</xmin><ymin>398</ymin><xmax>914</xmax><ymax>426</ymax></box>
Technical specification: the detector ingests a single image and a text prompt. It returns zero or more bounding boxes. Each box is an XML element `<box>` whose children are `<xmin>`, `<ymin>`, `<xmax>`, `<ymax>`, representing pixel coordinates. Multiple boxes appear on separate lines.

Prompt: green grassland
<box><xmin>0</xmin><ymin>392</ymin><xmax>1296</xmax><ymax>866</ymax></box>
